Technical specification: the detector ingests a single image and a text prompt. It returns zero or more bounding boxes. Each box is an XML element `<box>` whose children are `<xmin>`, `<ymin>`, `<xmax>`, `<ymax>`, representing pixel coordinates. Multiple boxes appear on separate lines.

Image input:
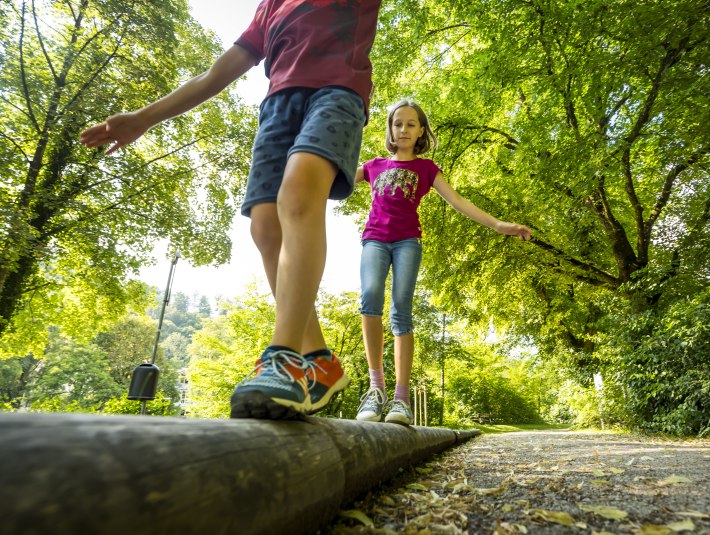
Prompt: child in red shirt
<box><xmin>81</xmin><ymin>0</ymin><xmax>382</xmax><ymax>419</ymax></box>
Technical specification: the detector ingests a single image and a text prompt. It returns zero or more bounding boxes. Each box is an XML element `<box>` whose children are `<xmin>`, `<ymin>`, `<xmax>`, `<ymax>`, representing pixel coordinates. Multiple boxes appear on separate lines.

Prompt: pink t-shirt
<box><xmin>361</xmin><ymin>158</ymin><xmax>442</xmax><ymax>242</ymax></box>
<box><xmin>236</xmin><ymin>0</ymin><xmax>381</xmax><ymax>110</ymax></box>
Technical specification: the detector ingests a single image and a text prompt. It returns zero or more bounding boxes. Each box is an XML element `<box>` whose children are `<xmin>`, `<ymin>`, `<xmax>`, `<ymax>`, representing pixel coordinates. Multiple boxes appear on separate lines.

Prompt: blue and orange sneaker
<box><xmin>230</xmin><ymin>348</ymin><xmax>311</xmax><ymax>419</ymax></box>
<box><xmin>303</xmin><ymin>350</ymin><xmax>350</xmax><ymax>414</ymax></box>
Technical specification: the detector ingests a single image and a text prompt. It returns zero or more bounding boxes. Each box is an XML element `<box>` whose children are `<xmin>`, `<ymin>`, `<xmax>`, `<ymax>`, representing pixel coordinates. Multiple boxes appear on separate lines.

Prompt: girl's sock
<box><xmin>369</xmin><ymin>367</ymin><xmax>386</xmax><ymax>394</ymax></box>
<box><xmin>394</xmin><ymin>384</ymin><xmax>410</xmax><ymax>405</ymax></box>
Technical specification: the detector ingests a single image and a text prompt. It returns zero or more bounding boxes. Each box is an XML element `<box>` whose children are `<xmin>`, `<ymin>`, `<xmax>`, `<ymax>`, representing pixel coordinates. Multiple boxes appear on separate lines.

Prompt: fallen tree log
<box><xmin>0</xmin><ymin>412</ymin><xmax>479</xmax><ymax>535</ymax></box>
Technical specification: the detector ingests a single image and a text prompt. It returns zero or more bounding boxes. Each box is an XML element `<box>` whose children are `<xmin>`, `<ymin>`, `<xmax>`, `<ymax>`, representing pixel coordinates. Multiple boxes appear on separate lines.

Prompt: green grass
<box><xmin>469</xmin><ymin>423</ymin><xmax>572</xmax><ymax>434</ymax></box>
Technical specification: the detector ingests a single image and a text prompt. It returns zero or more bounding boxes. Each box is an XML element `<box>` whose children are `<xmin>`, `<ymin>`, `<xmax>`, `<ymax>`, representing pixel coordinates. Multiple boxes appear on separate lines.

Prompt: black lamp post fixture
<box><xmin>128</xmin><ymin>251</ymin><xmax>180</xmax><ymax>414</ymax></box>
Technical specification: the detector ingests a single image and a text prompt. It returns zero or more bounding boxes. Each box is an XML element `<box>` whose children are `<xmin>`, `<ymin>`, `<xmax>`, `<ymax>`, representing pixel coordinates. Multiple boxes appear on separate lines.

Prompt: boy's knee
<box><xmin>277</xmin><ymin>153</ymin><xmax>336</xmax><ymax>219</ymax></box>
<box><xmin>250</xmin><ymin>204</ymin><xmax>281</xmax><ymax>254</ymax></box>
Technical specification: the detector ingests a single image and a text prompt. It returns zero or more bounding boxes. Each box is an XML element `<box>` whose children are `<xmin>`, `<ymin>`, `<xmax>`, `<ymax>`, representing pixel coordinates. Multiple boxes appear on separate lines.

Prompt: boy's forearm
<box><xmin>136</xmin><ymin>73</ymin><xmax>220</xmax><ymax>127</ymax></box>
<box><xmin>137</xmin><ymin>45</ymin><xmax>256</xmax><ymax>128</ymax></box>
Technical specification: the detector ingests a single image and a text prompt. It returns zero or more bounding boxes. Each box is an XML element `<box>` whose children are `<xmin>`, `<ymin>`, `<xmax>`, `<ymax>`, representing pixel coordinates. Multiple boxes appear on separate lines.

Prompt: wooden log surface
<box><xmin>0</xmin><ymin>412</ymin><xmax>480</xmax><ymax>535</ymax></box>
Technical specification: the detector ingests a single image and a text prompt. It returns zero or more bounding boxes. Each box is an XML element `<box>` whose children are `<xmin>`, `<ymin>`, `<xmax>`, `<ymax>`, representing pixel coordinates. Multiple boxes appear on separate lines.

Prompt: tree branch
<box><xmin>645</xmin><ymin>146</ymin><xmax>710</xmax><ymax>234</ymax></box>
<box><xmin>31</xmin><ymin>0</ymin><xmax>58</xmax><ymax>83</ymax></box>
<box><xmin>528</xmin><ymin>236</ymin><xmax>619</xmax><ymax>288</ymax></box>
<box><xmin>19</xmin><ymin>0</ymin><xmax>40</xmax><ymax>133</ymax></box>
<box><xmin>0</xmin><ymin>131</ymin><xmax>30</xmax><ymax>161</ymax></box>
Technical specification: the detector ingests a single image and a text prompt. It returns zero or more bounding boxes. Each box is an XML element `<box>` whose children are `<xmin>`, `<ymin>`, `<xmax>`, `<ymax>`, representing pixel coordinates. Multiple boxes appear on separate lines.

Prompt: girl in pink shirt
<box><xmin>354</xmin><ymin>99</ymin><xmax>532</xmax><ymax>425</ymax></box>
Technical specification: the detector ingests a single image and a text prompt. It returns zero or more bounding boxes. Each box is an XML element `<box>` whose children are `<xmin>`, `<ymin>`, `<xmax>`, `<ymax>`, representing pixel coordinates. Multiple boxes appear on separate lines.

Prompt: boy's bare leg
<box><xmin>361</xmin><ymin>315</ymin><xmax>384</xmax><ymax>370</ymax></box>
<box><xmin>270</xmin><ymin>152</ymin><xmax>336</xmax><ymax>351</ymax></box>
<box><xmin>250</xmin><ymin>203</ymin><xmax>326</xmax><ymax>353</ymax></box>
<box><xmin>231</xmin><ymin>152</ymin><xmax>348</xmax><ymax>419</ymax></box>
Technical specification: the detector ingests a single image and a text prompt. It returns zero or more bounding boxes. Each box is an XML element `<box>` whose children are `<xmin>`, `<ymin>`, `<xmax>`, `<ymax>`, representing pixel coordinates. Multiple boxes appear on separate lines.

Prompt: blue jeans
<box><xmin>360</xmin><ymin>238</ymin><xmax>422</xmax><ymax>335</ymax></box>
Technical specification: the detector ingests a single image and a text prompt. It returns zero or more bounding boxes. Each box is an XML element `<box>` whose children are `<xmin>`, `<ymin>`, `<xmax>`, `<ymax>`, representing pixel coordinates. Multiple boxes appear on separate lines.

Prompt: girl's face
<box><xmin>391</xmin><ymin>106</ymin><xmax>424</xmax><ymax>153</ymax></box>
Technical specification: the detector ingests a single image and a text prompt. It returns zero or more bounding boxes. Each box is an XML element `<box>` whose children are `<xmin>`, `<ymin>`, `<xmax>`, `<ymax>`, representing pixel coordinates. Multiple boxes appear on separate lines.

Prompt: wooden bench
<box><xmin>474</xmin><ymin>412</ymin><xmax>493</xmax><ymax>424</ymax></box>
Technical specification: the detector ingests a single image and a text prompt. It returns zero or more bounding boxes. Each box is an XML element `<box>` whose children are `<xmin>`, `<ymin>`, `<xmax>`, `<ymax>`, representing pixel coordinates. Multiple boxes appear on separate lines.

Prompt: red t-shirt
<box><xmin>362</xmin><ymin>158</ymin><xmax>442</xmax><ymax>242</ymax></box>
<box><xmin>236</xmin><ymin>0</ymin><xmax>381</xmax><ymax>110</ymax></box>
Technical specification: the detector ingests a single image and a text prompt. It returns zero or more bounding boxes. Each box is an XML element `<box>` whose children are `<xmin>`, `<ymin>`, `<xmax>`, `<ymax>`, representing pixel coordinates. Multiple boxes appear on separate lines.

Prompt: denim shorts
<box><xmin>240</xmin><ymin>86</ymin><xmax>366</xmax><ymax>217</ymax></box>
<box><xmin>360</xmin><ymin>238</ymin><xmax>423</xmax><ymax>336</ymax></box>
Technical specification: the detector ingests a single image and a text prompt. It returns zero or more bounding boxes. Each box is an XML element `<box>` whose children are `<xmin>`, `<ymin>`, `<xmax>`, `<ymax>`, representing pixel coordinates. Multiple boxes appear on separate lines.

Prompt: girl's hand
<box><xmin>80</xmin><ymin>111</ymin><xmax>150</xmax><ymax>155</ymax></box>
<box><xmin>495</xmin><ymin>221</ymin><xmax>532</xmax><ymax>241</ymax></box>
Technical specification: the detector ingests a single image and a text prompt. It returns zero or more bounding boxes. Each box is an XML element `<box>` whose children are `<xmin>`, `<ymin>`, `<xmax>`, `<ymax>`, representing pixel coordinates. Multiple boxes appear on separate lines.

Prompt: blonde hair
<box><xmin>385</xmin><ymin>99</ymin><xmax>438</xmax><ymax>155</ymax></box>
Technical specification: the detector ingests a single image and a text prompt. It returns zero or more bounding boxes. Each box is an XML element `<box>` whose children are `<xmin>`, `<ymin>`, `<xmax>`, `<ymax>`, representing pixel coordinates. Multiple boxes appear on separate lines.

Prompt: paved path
<box><xmin>327</xmin><ymin>430</ymin><xmax>710</xmax><ymax>534</ymax></box>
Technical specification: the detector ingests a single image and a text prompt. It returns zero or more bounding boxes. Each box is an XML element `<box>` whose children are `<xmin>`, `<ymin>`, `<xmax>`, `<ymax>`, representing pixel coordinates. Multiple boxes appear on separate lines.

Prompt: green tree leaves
<box><xmin>0</xmin><ymin>0</ymin><xmax>257</xmax><ymax>346</ymax></box>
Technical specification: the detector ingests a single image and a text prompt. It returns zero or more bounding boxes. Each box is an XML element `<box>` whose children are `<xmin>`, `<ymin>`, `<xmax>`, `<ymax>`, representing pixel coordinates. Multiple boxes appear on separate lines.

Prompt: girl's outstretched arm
<box><xmin>80</xmin><ymin>45</ymin><xmax>257</xmax><ymax>155</ymax></box>
<box><xmin>432</xmin><ymin>173</ymin><xmax>532</xmax><ymax>240</ymax></box>
<box><xmin>354</xmin><ymin>166</ymin><xmax>365</xmax><ymax>184</ymax></box>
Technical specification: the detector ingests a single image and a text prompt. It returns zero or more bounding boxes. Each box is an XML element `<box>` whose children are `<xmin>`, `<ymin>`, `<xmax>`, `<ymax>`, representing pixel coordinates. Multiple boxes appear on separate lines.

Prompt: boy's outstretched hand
<box><xmin>80</xmin><ymin>111</ymin><xmax>150</xmax><ymax>155</ymax></box>
<box><xmin>495</xmin><ymin>221</ymin><xmax>533</xmax><ymax>241</ymax></box>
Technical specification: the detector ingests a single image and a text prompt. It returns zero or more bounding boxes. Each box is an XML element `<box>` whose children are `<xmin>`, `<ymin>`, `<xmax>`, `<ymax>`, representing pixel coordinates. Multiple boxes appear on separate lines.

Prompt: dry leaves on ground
<box><xmin>325</xmin><ymin>430</ymin><xmax>710</xmax><ymax>535</ymax></box>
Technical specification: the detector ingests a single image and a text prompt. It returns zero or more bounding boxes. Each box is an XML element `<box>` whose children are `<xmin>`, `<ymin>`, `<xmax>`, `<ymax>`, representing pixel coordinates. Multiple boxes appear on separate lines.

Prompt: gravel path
<box><xmin>326</xmin><ymin>430</ymin><xmax>710</xmax><ymax>535</ymax></box>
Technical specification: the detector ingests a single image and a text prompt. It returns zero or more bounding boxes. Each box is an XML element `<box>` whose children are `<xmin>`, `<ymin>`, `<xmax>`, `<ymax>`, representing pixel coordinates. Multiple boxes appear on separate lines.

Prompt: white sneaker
<box><xmin>356</xmin><ymin>388</ymin><xmax>387</xmax><ymax>422</ymax></box>
<box><xmin>384</xmin><ymin>399</ymin><xmax>413</xmax><ymax>425</ymax></box>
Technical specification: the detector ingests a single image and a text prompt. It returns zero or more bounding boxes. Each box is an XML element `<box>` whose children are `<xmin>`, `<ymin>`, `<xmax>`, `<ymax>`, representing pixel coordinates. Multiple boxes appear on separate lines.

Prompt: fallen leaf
<box><xmin>675</xmin><ymin>511</ymin><xmax>709</xmax><ymax>519</ymax></box>
<box><xmin>339</xmin><ymin>509</ymin><xmax>374</xmax><ymax>528</ymax></box>
<box><xmin>429</xmin><ymin>523</ymin><xmax>462</xmax><ymax>535</ymax></box>
<box><xmin>379</xmin><ymin>495</ymin><xmax>396</xmax><ymax>506</ymax></box>
<box><xmin>515</xmin><ymin>524</ymin><xmax>528</xmax><ymax>533</ymax></box>
<box><xmin>493</xmin><ymin>521</ymin><xmax>517</xmax><ymax>535</ymax></box>
<box><xmin>475</xmin><ymin>487</ymin><xmax>506</xmax><ymax>495</ymax></box>
<box><xmin>657</xmin><ymin>475</ymin><xmax>692</xmax><ymax>486</ymax></box>
<box><xmin>413</xmin><ymin>513</ymin><xmax>433</xmax><ymax>525</ymax></box>
<box><xmin>666</xmin><ymin>518</ymin><xmax>696</xmax><ymax>532</ymax></box>
<box><xmin>609</xmin><ymin>467</ymin><xmax>625</xmax><ymax>474</ymax></box>
<box><xmin>531</xmin><ymin>509</ymin><xmax>576</xmax><ymax>526</ymax></box>
<box><xmin>577</xmin><ymin>503</ymin><xmax>628</xmax><ymax>520</ymax></box>
<box><xmin>407</xmin><ymin>483</ymin><xmax>430</xmax><ymax>491</ymax></box>
<box><xmin>638</xmin><ymin>524</ymin><xmax>673</xmax><ymax>535</ymax></box>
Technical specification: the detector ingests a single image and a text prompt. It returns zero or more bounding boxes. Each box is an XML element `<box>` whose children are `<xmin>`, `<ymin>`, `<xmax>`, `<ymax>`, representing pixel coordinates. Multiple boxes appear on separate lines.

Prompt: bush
<box><xmin>606</xmin><ymin>290</ymin><xmax>710</xmax><ymax>437</ymax></box>
<box><xmin>102</xmin><ymin>392</ymin><xmax>178</xmax><ymax>416</ymax></box>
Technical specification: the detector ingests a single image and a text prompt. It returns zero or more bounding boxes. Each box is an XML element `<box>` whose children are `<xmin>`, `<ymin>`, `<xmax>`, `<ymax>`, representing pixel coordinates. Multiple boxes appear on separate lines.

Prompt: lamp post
<box><xmin>128</xmin><ymin>252</ymin><xmax>180</xmax><ymax>415</ymax></box>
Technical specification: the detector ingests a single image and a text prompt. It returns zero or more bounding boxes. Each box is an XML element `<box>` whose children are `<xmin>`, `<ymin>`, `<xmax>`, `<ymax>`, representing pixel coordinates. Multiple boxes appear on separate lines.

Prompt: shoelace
<box><xmin>249</xmin><ymin>349</ymin><xmax>307</xmax><ymax>383</ymax></box>
<box><xmin>387</xmin><ymin>399</ymin><xmax>411</xmax><ymax>415</ymax></box>
<box><xmin>359</xmin><ymin>388</ymin><xmax>386</xmax><ymax>410</ymax></box>
<box><xmin>302</xmin><ymin>358</ymin><xmax>325</xmax><ymax>387</ymax></box>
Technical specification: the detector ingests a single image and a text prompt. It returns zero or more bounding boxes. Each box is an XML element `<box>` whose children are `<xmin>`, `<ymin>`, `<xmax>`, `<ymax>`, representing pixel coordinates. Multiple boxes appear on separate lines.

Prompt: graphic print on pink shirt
<box><xmin>373</xmin><ymin>168</ymin><xmax>419</xmax><ymax>201</ymax></box>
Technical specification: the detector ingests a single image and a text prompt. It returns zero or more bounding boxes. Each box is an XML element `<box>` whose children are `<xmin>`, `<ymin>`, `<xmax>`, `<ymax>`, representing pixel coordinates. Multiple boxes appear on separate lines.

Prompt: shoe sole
<box><xmin>384</xmin><ymin>414</ymin><xmax>412</xmax><ymax>425</ymax></box>
<box><xmin>307</xmin><ymin>375</ymin><xmax>350</xmax><ymax>415</ymax></box>
<box><xmin>230</xmin><ymin>390</ymin><xmax>307</xmax><ymax>420</ymax></box>
<box><xmin>356</xmin><ymin>413</ymin><xmax>382</xmax><ymax>422</ymax></box>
